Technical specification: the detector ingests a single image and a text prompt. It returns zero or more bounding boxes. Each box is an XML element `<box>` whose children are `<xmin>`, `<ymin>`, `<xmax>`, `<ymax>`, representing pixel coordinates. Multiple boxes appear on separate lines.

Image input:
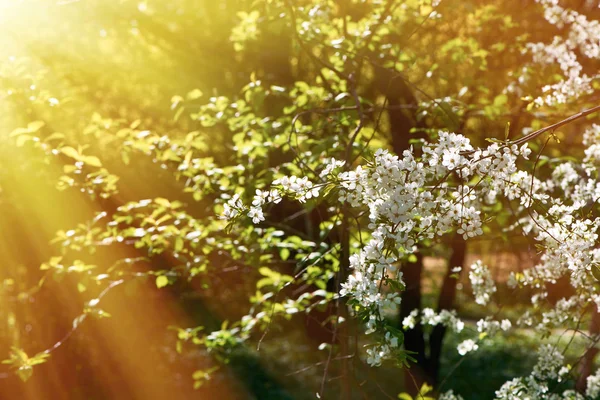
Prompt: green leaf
<box><xmin>187</xmin><ymin>89</ymin><xmax>203</xmax><ymax>100</ymax></box>
<box><xmin>388</xmin><ymin>279</ymin><xmax>406</xmax><ymax>292</ymax></box>
<box><xmin>15</xmin><ymin>134</ymin><xmax>33</xmax><ymax>147</ymax></box>
<box><xmin>28</xmin><ymin>121</ymin><xmax>45</xmax><ymax>131</ymax></box>
<box><xmin>60</xmin><ymin>146</ymin><xmax>80</xmax><ymax>160</ymax></box>
<box><xmin>16</xmin><ymin>365</ymin><xmax>33</xmax><ymax>382</ymax></box>
<box><xmin>10</xmin><ymin>120</ymin><xmax>46</xmax><ymax>137</ymax></box>
<box><xmin>2</xmin><ymin>347</ymin><xmax>49</xmax><ymax>382</ymax></box>
<box><xmin>493</xmin><ymin>94</ymin><xmax>508</xmax><ymax>107</ymax></box>
<box><xmin>258</xmin><ymin>267</ymin><xmax>274</xmax><ymax>277</ymax></box>
<box><xmin>44</xmin><ymin>132</ymin><xmax>65</xmax><ymax>142</ymax></box>
<box><xmin>419</xmin><ymin>383</ymin><xmax>433</xmax><ymax>396</ymax></box>
<box><xmin>174</xmin><ymin>237</ymin><xmax>184</xmax><ymax>252</ymax></box>
<box><xmin>156</xmin><ymin>275</ymin><xmax>169</xmax><ymax>288</ymax></box>
<box><xmin>82</xmin><ymin>156</ymin><xmax>102</xmax><ymax>167</ymax></box>
<box><xmin>174</xmin><ymin>106</ymin><xmax>185</xmax><ymax>122</ymax></box>
<box><xmin>154</xmin><ymin>198</ymin><xmax>171</xmax><ymax>208</ymax></box>
<box><xmin>256</xmin><ymin>277</ymin><xmax>273</xmax><ymax>289</ymax></box>
<box><xmin>28</xmin><ymin>352</ymin><xmax>50</xmax><ymax>366</ymax></box>
<box><xmin>280</xmin><ymin>248</ymin><xmax>290</xmax><ymax>261</ymax></box>
<box><xmin>9</xmin><ymin>127</ymin><xmax>29</xmax><ymax>137</ymax></box>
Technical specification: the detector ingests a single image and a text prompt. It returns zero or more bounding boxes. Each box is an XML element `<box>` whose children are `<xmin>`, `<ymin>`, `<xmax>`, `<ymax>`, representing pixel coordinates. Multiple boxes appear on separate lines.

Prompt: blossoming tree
<box><xmin>2</xmin><ymin>0</ymin><xmax>600</xmax><ymax>399</ymax></box>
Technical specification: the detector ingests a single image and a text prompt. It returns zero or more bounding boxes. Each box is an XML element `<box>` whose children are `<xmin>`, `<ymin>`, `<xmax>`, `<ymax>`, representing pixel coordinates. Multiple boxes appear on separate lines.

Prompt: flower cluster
<box><xmin>587</xmin><ymin>369</ymin><xmax>600</xmax><ymax>399</ymax></box>
<box><xmin>524</xmin><ymin>0</ymin><xmax>600</xmax><ymax>106</ymax></box>
<box><xmin>476</xmin><ymin>317</ymin><xmax>512</xmax><ymax>337</ymax></box>
<box><xmin>248</xmin><ymin>189</ymin><xmax>281</xmax><ymax>223</ymax></box>
<box><xmin>469</xmin><ymin>260</ymin><xmax>497</xmax><ymax>306</ymax></box>
<box><xmin>401</xmin><ymin>307</ymin><xmax>466</xmax><ymax>333</ymax></box>
<box><xmin>495</xmin><ymin>345</ymin><xmax>572</xmax><ymax>400</ymax></box>
<box><xmin>236</xmin><ymin>130</ymin><xmax>533</xmax><ymax>367</ymax></box>
<box><xmin>532</xmin><ymin>344</ymin><xmax>567</xmax><ymax>381</ymax></box>
<box><xmin>439</xmin><ymin>390</ymin><xmax>464</xmax><ymax>400</ymax></box>
<box><xmin>457</xmin><ymin>339</ymin><xmax>478</xmax><ymax>356</ymax></box>
<box><xmin>420</xmin><ymin>308</ymin><xmax>465</xmax><ymax>333</ymax></box>
<box><xmin>222</xmin><ymin>193</ymin><xmax>243</xmax><ymax>220</ymax></box>
<box><xmin>272</xmin><ymin>175</ymin><xmax>320</xmax><ymax>203</ymax></box>
<box><xmin>229</xmin><ymin>90</ymin><xmax>600</xmax><ymax>392</ymax></box>
<box><xmin>319</xmin><ymin>157</ymin><xmax>345</xmax><ymax>178</ymax></box>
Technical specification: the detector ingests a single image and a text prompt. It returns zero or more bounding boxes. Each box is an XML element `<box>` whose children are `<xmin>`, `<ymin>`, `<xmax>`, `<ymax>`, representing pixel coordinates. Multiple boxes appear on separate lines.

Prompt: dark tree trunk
<box><xmin>399</xmin><ymin>237</ymin><xmax>466</xmax><ymax>393</ymax></box>
<box><xmin>375</xmin><ymin>70</ymin><xmax>421</xmax><ymax>157</ymax></box>
<box><xmin>576</xmin><ymin>306</ymin><xmax>600</xmax><ymax>393</ymax></box>
<box><xmin>428</xmin><ymin>235</ymin><xmax>466</xmax><ymax>382</ymax></box>
<box><xmin>379</xmin><ymin>67</ymin><xmax>430</xmax><ymax>394</ymax></box>
<box><xmin>379</xmin><ymin>65</ymin><xmax>469</xmax><ymax>393</ymax></box>
<box><xmin>399</xmin><ymin>253</ymin><xmax>430</xmax><ymax>391</ymax></box>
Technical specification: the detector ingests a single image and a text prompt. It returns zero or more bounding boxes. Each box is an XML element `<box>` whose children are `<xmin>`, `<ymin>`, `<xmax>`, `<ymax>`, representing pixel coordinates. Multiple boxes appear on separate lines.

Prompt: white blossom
<box><xmin>587</xmin><ymin>369</ymin><xmax>600</xmax><ymax>398</ymax></box>
<box><xmin>457</xmin><ymin>339</ymin><xmax>478</xmax><ymax>356</ymax></box>
<box><xmin>469</xmin><ymin>261</ymin><xmax>496</xmax><ymax>306</ymax></box>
